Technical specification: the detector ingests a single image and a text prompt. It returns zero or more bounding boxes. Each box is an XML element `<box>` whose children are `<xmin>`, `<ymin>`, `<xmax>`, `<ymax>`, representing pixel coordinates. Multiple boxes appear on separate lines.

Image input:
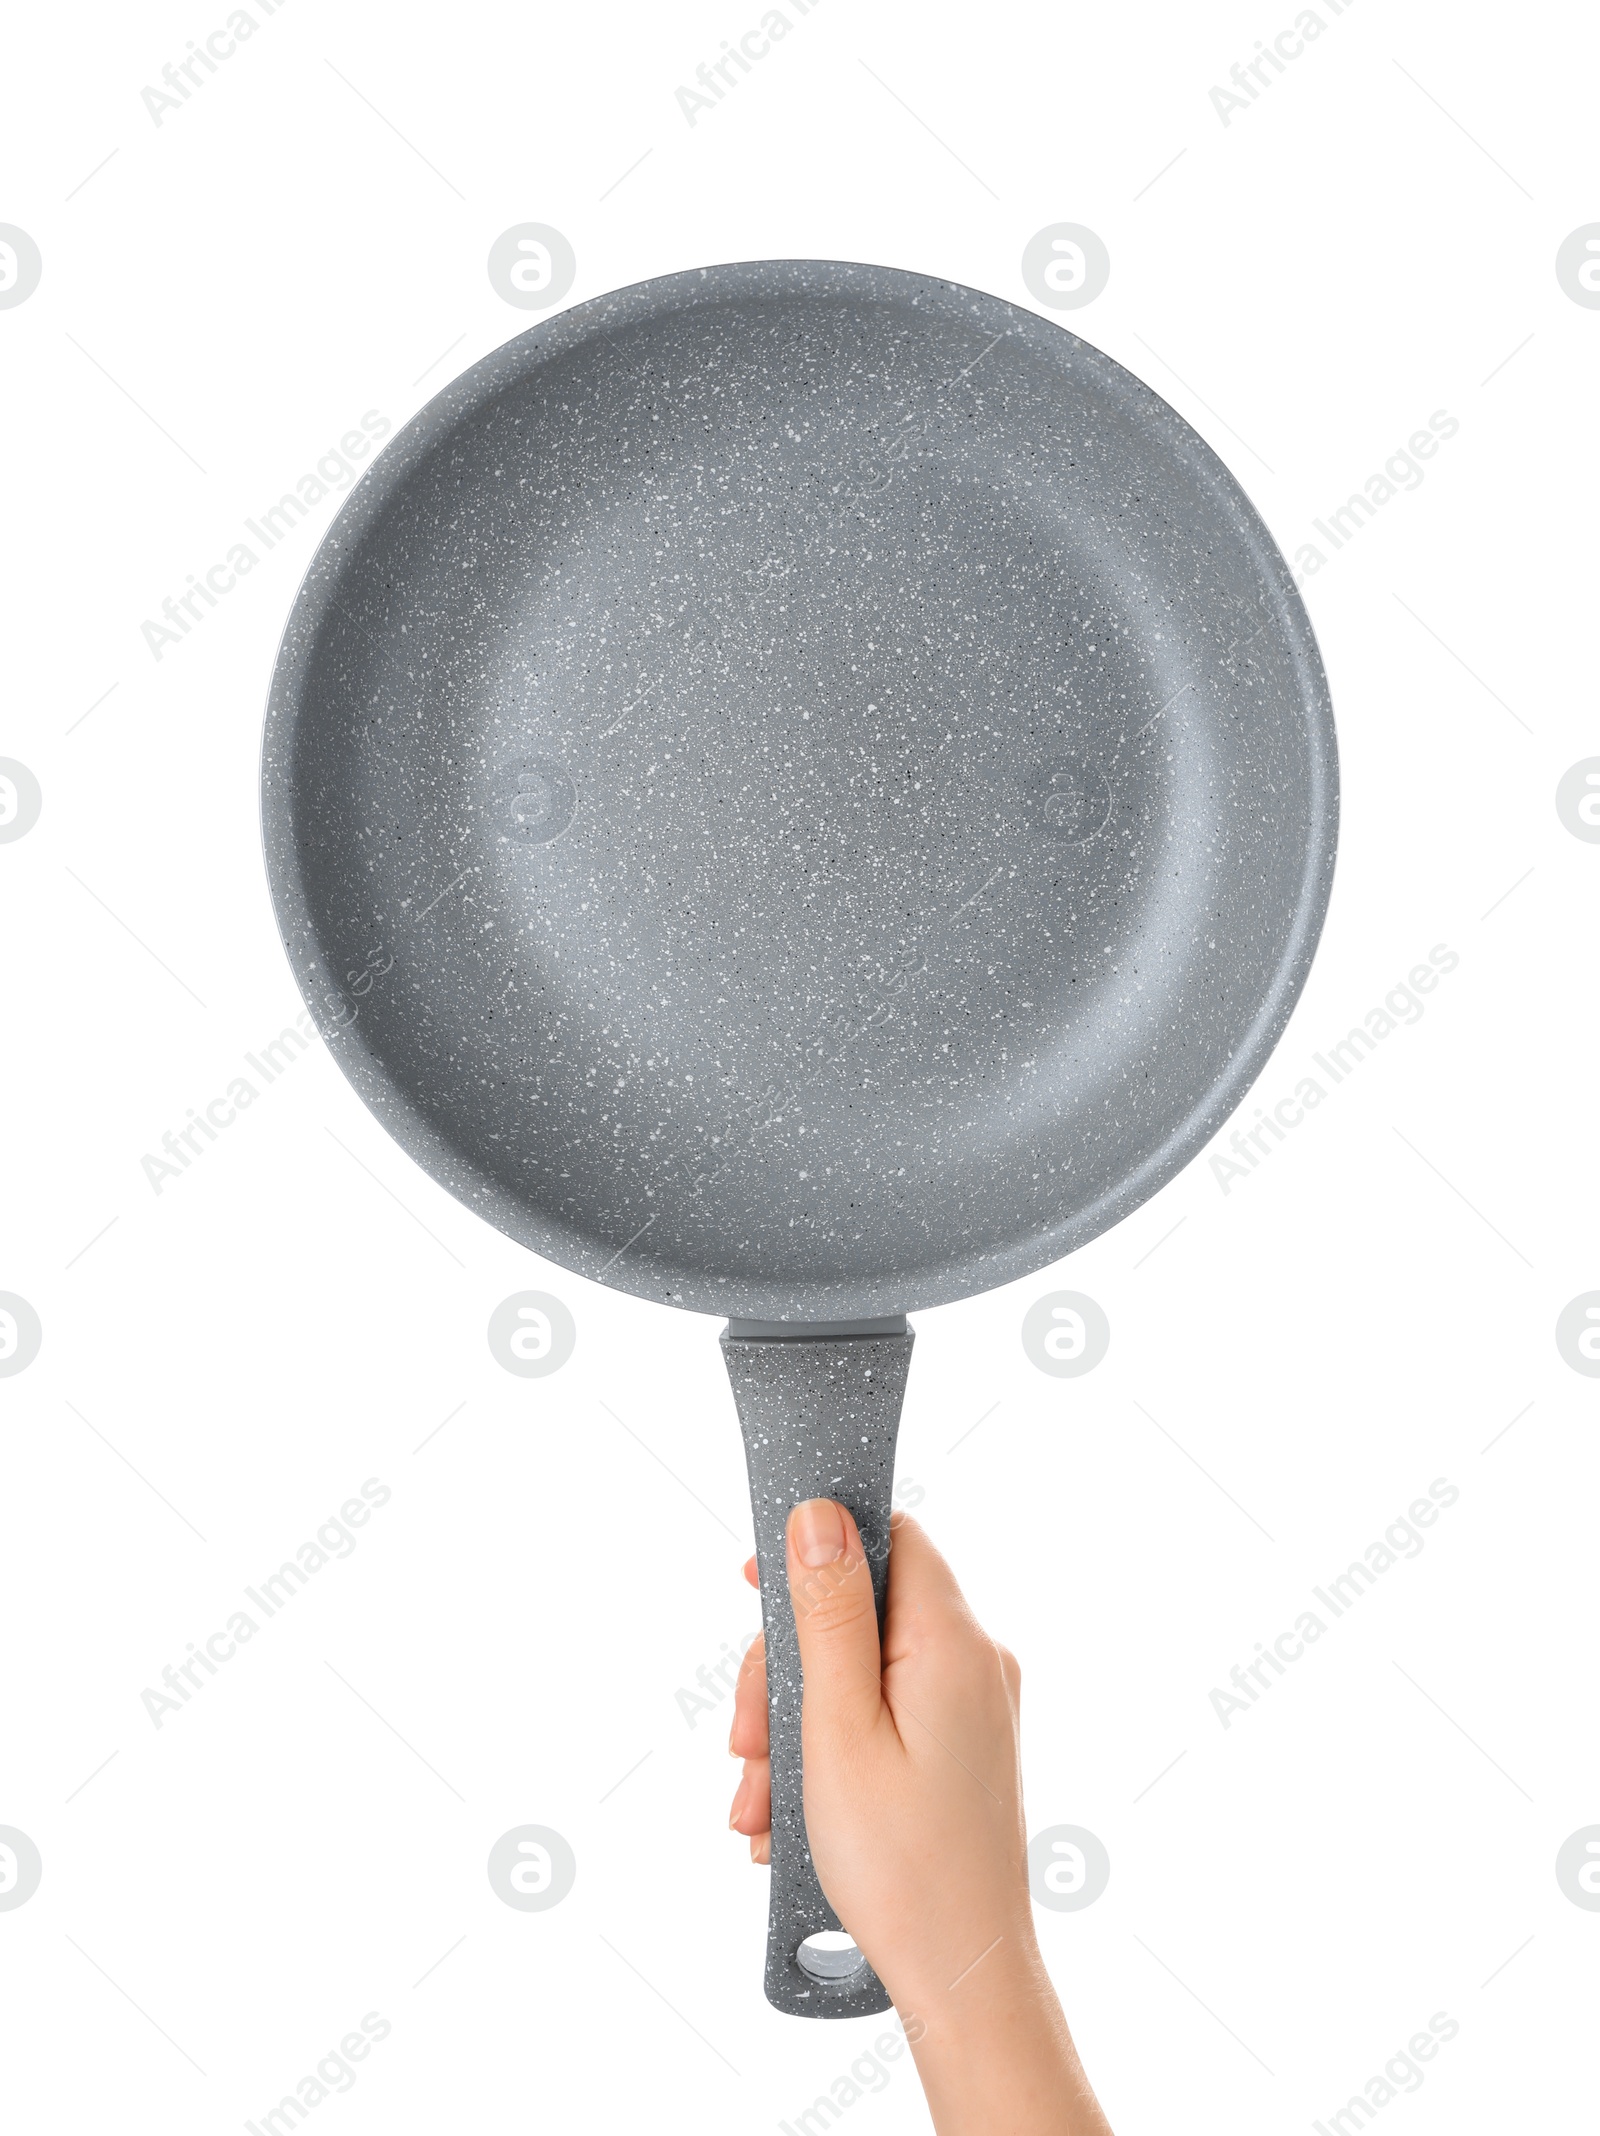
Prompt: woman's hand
<box><xmin>729</xmin><ymin>1501</ymin><xmax>1113</xmax><ymax>2136</ymax></box>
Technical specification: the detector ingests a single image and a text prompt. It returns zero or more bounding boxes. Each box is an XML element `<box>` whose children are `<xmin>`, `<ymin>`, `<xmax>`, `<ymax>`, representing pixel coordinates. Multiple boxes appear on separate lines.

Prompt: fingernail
<box><xmin>791</xmin><ymin>1498</ymin><xmax>847</xmax><ymax>1568</ymax></box>
<box><xmin>728</xmin><ymin>1718</ymin><xmax>739</xmax><ymax>1757</ymax></box>
<box><xmin>750</xmin><ymin>1833</ymin><xmax>770</xmax><ymax>1865</ymax></box>
<box><xmin>728</xmin><ymin>1774</ymin><xmax>750</xmax><ymax>1829</ymax></box>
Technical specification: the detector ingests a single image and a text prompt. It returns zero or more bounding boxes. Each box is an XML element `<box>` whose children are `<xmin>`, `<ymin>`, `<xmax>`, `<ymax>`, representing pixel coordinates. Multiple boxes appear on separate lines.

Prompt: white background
<box><xmin>2</xmin><ymin>0</ymin><xmax>1596</xmax><ymax>2129</ymax></box>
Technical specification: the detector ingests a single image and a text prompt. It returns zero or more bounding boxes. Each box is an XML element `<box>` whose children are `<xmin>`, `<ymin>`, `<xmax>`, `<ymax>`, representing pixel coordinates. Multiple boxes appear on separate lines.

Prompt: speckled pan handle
<box><xmin>721</xmin><ymin>1322</ymin><xmax>914</xmax><ymax>2019</ymax></box>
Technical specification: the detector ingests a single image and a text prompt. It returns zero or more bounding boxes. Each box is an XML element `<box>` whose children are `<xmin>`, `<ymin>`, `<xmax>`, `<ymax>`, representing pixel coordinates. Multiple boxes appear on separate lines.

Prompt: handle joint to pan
<box><xmin>724</xmin><ymin>1316</ymin><xmax>908</xmax><ymax>1341</ymax></box>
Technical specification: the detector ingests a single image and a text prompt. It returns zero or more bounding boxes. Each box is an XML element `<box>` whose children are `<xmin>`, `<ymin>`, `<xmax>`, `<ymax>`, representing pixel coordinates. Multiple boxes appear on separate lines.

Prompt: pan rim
<box><xmin>260</xmin><ymin>256</ymin><xmax>1338</xmax><ymax>1321</ymax></box>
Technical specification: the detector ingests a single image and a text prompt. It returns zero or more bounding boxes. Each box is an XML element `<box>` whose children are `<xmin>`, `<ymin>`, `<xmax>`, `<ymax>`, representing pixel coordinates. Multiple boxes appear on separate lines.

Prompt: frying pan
<box><xmin>261</xmin><ymin>259</ymin><xmax>1337</xmax><ymax>2018</ymax></box>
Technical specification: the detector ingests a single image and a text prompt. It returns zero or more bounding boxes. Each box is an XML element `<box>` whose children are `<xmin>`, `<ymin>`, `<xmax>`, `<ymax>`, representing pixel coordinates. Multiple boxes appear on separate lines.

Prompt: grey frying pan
<box><xmin>261</xmin><ymin>260</ymin><xmax>1337</xmax><ymax>2018</ymax></box>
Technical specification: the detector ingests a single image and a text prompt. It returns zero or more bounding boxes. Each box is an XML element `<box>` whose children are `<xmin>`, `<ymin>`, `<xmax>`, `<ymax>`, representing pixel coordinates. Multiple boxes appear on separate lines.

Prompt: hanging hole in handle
<box><xmin>796</xmin><ymin>1930</ymin><xmax>868</xmax><ymax>1984</ymax></box>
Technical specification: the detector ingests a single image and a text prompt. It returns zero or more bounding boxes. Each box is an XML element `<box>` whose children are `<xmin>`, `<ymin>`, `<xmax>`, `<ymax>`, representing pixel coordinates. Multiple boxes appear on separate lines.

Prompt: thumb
<box><xmin>786</xmin><ymin>1499</ymin><xmax>884</xmax><ymax>1743</ymax></box>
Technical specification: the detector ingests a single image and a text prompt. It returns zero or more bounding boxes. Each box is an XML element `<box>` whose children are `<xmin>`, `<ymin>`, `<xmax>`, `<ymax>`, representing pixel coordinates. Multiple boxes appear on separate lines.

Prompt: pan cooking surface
<box><xmin>263</xmin><ymin>261</ymin><xmax>1336</xmax><ymax>1317</ymax></box>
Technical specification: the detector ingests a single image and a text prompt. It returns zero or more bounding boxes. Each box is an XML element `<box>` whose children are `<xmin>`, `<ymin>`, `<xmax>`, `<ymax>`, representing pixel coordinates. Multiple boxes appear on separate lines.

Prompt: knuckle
<box><xmin>793</xmin><ymin>1552</ymin><xmax>876</xmax><ymax>1634</ymax></box>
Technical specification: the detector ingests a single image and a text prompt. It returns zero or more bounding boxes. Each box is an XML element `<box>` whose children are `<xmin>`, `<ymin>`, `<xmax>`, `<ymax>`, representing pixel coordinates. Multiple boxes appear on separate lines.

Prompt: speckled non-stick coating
<box><xmin>261</xmin><ymin>259</ymin><xmax>1337</xmax><ymax>1320</ymax></box>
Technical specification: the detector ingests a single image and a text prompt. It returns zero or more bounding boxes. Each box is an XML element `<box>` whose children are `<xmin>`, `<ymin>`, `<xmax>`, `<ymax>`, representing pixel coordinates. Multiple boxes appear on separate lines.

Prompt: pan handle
<box><xmin>720</xmin><ymin>1319</ymin><xmax>914</xmax><ymax>2020</ymax></box>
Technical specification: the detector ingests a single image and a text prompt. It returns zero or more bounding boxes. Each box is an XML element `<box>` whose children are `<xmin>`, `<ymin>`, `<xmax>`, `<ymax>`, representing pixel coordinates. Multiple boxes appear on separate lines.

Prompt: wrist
<box><xmin>882</xmin><ymin>1910</ymin><xmax>1047</xmax><ymax>2042</ymax></box>
<box><xmin>887</xmin><ymin>1932</ymin><xmax>1106</xmax><ymax>2136</ymax></box>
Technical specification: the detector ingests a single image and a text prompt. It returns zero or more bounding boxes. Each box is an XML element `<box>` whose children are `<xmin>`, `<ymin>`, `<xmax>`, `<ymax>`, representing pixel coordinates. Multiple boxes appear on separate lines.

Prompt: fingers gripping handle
<box><xmin>721</xmin><ymin>1323</ymin><xmax>914</xmax><ymax>2019</ymax></box>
